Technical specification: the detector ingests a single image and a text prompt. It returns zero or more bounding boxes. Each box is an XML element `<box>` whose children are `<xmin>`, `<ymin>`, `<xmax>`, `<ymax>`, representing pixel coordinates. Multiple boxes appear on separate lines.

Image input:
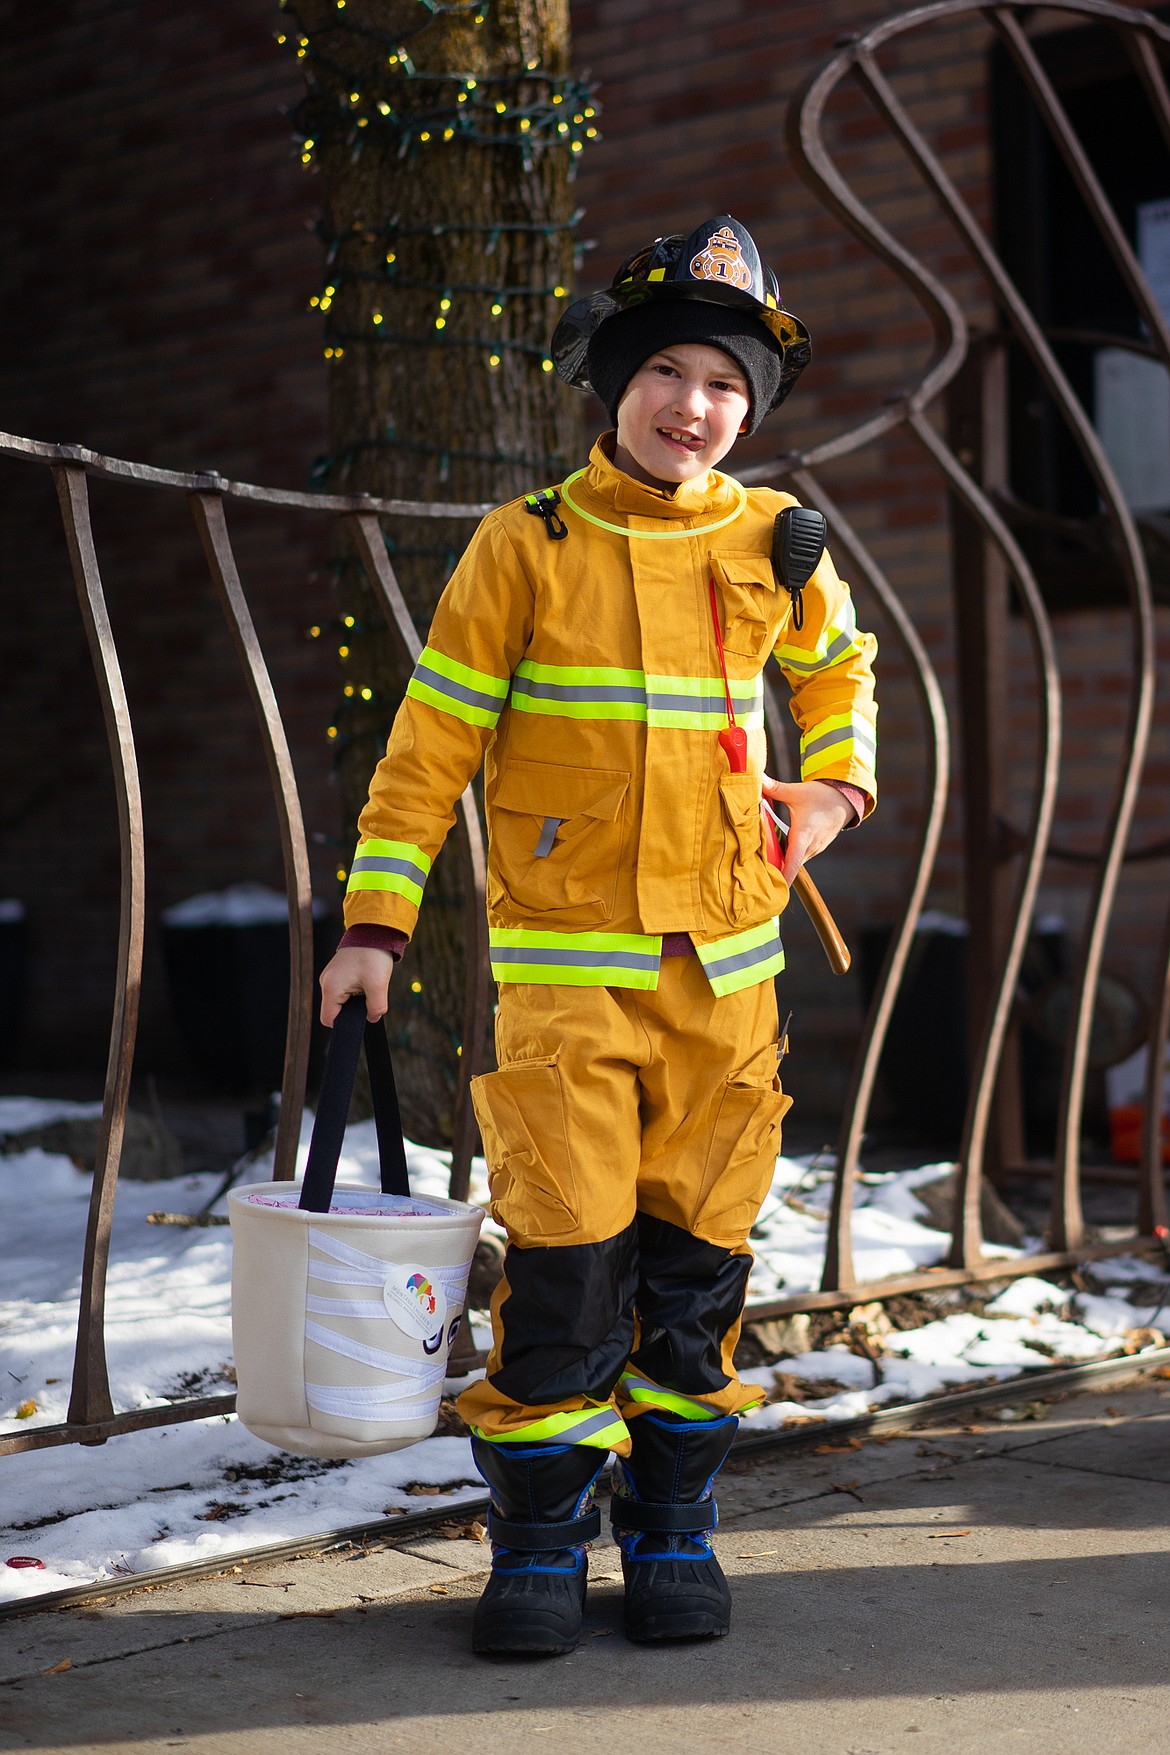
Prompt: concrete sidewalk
<box><xmin>3</xmin><ymin>1372</ymin><xmax>1169</xmax><ymax>1755</ymax></box>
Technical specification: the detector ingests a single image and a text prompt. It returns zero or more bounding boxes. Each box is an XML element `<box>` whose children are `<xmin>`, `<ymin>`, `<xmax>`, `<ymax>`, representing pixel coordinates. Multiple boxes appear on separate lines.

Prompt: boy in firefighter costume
<box><xmin>319</xmin><ymin>217</ymin><xmax>877</xmax><ymax>1656</ymax></box>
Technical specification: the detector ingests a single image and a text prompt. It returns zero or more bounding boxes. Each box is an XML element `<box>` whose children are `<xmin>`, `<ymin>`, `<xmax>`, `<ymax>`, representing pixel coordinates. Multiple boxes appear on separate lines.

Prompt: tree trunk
<box><xmin>286</xmin><ymin>0</ymin><xmax>586</xmax><ymax>1141</ymax></box>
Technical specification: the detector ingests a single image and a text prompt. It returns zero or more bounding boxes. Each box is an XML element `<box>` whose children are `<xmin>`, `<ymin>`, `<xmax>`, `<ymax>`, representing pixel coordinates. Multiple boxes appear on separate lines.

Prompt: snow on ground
<box><xmin>1</xmin><ymin>1102</ymin><xmax>1167</xmax><ymax>1604</ymax></box>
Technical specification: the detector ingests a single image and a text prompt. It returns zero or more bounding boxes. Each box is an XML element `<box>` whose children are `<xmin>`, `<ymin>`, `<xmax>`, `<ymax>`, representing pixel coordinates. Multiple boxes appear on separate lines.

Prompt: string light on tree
<box><xmin>282</xmin><ymin>0</ymin><xmax>589</xmax><ymax>886</ymax></box>
<box><xmin>279</xmin><ymin>0</ymin><xmax>598</xmax><ymax>170</ymax></box>
<box><xmin>305</xmin><ymin>575</ymin><xmax>431</xmax><ymax>764</ymax></box>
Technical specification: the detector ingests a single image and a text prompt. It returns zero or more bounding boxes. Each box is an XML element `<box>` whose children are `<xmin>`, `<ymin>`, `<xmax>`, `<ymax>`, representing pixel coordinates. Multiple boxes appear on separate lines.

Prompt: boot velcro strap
<box><xmin>610</xmin><ymin>1497</ymin><xmax>717</xmax><ymax>1534</ymax></box>
<box><xmin>487</xmin><ymin>1506</ymin><xmax>601</xmax><ymax>1551</ymax></box>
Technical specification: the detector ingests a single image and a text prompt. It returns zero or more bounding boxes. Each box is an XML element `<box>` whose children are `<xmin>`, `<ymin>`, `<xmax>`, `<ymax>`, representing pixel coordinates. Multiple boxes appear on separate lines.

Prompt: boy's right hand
<box><xmin>318</xmin><ymin>946</ymin><xmax>395</xmax><ymax>1028</ymax></box>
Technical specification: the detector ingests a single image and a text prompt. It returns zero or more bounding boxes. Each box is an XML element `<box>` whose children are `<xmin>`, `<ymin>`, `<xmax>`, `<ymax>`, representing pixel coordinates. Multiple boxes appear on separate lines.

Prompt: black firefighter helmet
<box><xmin>551</xmin><ymin>215</ymin><xmax>811</xmax><ymax>418</ymax></box>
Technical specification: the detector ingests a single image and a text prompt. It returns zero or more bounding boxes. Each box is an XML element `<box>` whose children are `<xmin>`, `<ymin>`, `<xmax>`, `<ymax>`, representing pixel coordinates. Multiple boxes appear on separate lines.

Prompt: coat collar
<box><xmin>575</xmin><ymin>432</ymin><xmax>741</xmax><ymax>522</ymax></box>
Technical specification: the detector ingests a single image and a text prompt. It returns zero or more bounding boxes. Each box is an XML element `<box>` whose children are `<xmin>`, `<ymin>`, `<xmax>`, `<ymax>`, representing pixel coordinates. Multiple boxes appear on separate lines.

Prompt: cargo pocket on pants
<box><xmin>470</xmin><ymin>1056</ymin><xmax>579</xmax><ymax>1243</ymax></box>
<box><xmin>692</xmin><ymin>1077</ymin><xmax>793</xmax><ymax>1248</ymax></box>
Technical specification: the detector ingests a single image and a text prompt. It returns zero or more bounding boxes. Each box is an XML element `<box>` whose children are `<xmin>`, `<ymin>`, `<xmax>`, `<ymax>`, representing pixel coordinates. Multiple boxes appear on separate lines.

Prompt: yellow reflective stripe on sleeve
<box><xmin>489</xmin><ymin>927</ymin><xmax>662</xmax><ymax>989</ymax></box>
<box><xmin>695</xmin><ymin>918</ymin><xmax>785</xmax><ymax>997</ymax></box>
<box><xmin>774</xmin><ymin>599</ymin><xmax>862</xmax><ymax>675</ymax></box>
<box><xmin>346</xmin><ymin>838</ymin><xmax>433</xmax><ymax>905</ymax></box>
<box><xmin>617</xmin><ymin>1370</ymin><xmax>721</xmax><ymax>1421</ymax></box>
<box><xmin>472</xmin><ymin>1406</ymin><xmax>629</xmax><ymax>1449</ymax></box>
<box><xmin>799</xmin><ymin>710</ymin><xmax>878</xmax><ymax>781</ymax></box>
<box><xmin>406</xmin><ymin>644</ymin><xmax>510</xmax><ymax>729</ymax></box>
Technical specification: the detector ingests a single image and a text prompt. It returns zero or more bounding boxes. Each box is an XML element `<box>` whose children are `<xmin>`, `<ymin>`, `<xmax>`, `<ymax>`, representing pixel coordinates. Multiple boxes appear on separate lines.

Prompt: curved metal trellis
<box><xmin>741</xmin><ymin>0</ymin><xmax>1170</xmax><ymax>1297</ymax></box>
<box><xmin>0</xmin><ymin>433</ymin><xmax>492</xmax><ymax>1455</ymax></box>
<box><xmin>2</xmin><ymin>0</ymin><xmax>1170</xmax><ymax>1458</ymax></box>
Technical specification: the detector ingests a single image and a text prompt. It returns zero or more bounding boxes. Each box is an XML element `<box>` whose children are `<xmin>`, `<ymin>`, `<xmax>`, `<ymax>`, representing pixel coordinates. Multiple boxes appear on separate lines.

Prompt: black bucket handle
<box><xmin>298</xmin><ymin>994</ymin><xmax>410</xmax><ymax>1212</ymax></box>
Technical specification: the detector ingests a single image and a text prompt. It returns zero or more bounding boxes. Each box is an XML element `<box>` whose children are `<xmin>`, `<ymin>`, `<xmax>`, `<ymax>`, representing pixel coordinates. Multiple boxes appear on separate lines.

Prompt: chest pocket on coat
<box><xmin>709</xmin><ymin>553</ymin><xmax>780</xmax><ymax>662</ymax></box>
<box><xmin>490</xmin><ymin>759</ymin><xmax>630</xmax><ymax>923</ymax></box>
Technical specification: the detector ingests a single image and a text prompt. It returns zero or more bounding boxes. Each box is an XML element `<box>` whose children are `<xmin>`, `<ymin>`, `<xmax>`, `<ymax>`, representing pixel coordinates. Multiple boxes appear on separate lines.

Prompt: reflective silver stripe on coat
<box><xmin>348</xmin><ymin>852</ymin><xmax>430</xmax><ymax>885</ymax></box>
<box><xmin>511</xmin><ymin>675</ymin><xmax>646</xmax><ymax>706</ymax></box>
<box><xmin>414</xmin><ymin>656</ymin><xmax>509</xmax><ymax>716</ymax></box>
<box><xmin>801</xmin><ymin>722</ymin><xmax>877</xmax><ymax>761</ymax></box>
<box><xmin>700</xmin><ymin>928</ymin><xmax>784</xmax><ymax>982</ymax></box>
<box><xmin>489</xmin><ymin>944</ymin><xmax>660</xmax><ymax>972</ymax></box>
<box><xmin>776</xmin><ymin>627</ymin><xmax>859</xmax><ymax>675</ymax></box>
<box><xmin>645</xmin><ymin>687</ymin><xmax>751</xmax><ymax>716</ymax></box>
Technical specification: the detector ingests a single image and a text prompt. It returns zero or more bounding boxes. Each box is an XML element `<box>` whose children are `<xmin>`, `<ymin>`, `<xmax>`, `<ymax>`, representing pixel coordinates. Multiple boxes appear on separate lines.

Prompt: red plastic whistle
<box><xmin>718</xmin><ymin>725</ymin><xmax>747</xmax><ymax>773</ymax></box>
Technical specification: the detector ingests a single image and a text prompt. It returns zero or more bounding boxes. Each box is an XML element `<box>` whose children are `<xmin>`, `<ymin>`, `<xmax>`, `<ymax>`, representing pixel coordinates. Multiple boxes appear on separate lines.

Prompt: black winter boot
<box><xmin>470</xmin><ymin>1437</ymin><xmax>606</xmax><ymax>1657</ymax></box>
<box><xmin>611</xmin><ymin>1411</ymin><xmax>738</xmax><ymax>1643</ymax></box>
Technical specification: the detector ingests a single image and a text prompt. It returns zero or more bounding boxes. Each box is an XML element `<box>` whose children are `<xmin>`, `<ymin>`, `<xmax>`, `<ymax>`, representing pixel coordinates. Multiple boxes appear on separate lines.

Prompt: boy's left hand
<box><xmin>761</xmin><ymin>777</ymin><xmax>853</xmax><ymax>885</ymax></box>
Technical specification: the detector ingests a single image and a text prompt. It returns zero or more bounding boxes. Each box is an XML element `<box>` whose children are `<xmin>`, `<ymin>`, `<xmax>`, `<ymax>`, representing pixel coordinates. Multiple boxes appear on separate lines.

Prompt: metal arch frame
<box><xmin>739</xmin><ymin>0</ymin><xmax>1170</xmax><ymax>1290</ymax></box>
<box><xmin>0</xmin><ymin>433</ymin><xmax>491</xmax><ymax>1456</ymax></box>
<box><xmin>3</xmin><ymin>0</ymin><xmax>1170</xmax><ymax>1457</ymax></box>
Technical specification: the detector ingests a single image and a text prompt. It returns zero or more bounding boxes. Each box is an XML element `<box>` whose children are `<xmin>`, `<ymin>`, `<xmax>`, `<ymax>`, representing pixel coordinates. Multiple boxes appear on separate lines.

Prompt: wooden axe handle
<box><xmin>791</xmin><ymin>866</ymin><xmax>851</xmax><ymax>974</ymax></box>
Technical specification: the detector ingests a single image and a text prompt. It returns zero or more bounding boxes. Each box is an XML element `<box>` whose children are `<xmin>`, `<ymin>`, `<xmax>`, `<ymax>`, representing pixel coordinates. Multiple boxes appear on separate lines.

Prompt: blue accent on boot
<box><xmin>470</xmin><ymin>1437</ymin><xmax>607</xmax><ymax>1656</ymax></box>
<box><xmin>611</xmin><ymin>1411</ymin><xmax>738</xmax><ymax>1642</ymax></box>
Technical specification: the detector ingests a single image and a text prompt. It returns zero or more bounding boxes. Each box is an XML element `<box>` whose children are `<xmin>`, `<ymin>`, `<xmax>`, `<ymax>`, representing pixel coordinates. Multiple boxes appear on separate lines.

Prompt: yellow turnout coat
<box><xmin>343</xmin><ymin>437</ymin><xmax>877</xmax><ymax>995</ymax></box>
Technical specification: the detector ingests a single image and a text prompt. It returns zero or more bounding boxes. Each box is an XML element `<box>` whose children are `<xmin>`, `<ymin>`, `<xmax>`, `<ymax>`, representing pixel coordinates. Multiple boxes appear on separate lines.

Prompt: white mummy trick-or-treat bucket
<box><xmin>228</xmin><ymin>998</ymin><xmax>483</xmax><ymax>1458</ymax></box>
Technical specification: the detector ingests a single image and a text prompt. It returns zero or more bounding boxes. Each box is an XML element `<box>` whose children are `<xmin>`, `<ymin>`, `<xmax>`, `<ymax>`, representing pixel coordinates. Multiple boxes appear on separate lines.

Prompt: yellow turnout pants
<box><xmin>457</xmin><ymin>955</ymin><xmax>790</xmax><ymax>1454</ymax></box>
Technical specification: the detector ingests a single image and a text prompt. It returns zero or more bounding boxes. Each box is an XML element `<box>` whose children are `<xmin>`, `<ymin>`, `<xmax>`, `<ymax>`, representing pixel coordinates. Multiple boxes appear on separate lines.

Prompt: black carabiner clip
<box><xmin>524</xmin><ymin>488</ymin><xmax>569</xmax><ymax>541</ymax></box>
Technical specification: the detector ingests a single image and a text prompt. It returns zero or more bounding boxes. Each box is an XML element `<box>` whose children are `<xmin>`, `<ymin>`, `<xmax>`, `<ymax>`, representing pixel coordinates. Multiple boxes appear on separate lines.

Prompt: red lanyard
<box><xmin>708</xmin><ymin>578</ymin><xmax>748</xmax><ymax>773</ymax></box>
<box><xmin>708</xmin><ymin>577</ymin><xmax>784</xmax><ymax>867</ymax></box>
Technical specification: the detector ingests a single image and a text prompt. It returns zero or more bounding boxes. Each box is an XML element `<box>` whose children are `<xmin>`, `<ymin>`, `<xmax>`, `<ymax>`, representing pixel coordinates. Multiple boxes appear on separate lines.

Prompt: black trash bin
<box><xmin>860</xmin><ymin>912</ymin><xmax>970</xmax><ymax>1147</ymax></box>
<box><xmin>0</xmin><ymin>900</ymin><xmax>28</xmax><ymax>1069</ymax></box>
<box><xmin>161</xmin><ymin>884</ymin><xmax>334</xmax><ymax>1093</ymax></box>
<box><xmin>860</xmin><ymin>913</ymin><xmax>1070</xmax><ymax>1151</ymax></box>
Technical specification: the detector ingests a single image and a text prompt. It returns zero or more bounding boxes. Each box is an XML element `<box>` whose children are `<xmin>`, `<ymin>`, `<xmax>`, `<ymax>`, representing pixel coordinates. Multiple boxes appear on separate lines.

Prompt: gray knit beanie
<box><xmin>585</xmin><ymin>299</ymin><xmax>784</xmax><ymax>435</ymax></box>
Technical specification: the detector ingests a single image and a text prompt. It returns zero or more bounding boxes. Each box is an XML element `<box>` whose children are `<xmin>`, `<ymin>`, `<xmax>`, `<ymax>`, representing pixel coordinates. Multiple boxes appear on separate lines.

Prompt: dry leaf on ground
<box><xmin>1123</xmin><ymin>1328</ymin><xmax>1164</xmax><ymax>1353</ymax></box>
<box><xmin>438</xmin><ymin>1519</ymin><xmax>487</xmax><ymax>1541</ymax></box>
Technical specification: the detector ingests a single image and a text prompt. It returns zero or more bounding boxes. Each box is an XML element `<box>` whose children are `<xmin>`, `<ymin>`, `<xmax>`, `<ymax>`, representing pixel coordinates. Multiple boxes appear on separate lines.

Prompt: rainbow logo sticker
<box><xmin>383</xmin><ymin>1261</ymin><xmax>448</xmax><ymax>1343</ymax></box>
<box><xmin>406</xmin><ymin>1272</ymin><xmax>437</xmax><ymax>1316</ymax></box>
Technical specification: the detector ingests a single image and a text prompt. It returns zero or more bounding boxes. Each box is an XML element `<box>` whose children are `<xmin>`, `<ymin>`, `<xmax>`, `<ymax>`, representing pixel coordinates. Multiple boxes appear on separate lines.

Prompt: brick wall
<box><xmin>0</xmin><ymin>0</ymin><xmax>337</xmax><ymax>1069</ymax></box>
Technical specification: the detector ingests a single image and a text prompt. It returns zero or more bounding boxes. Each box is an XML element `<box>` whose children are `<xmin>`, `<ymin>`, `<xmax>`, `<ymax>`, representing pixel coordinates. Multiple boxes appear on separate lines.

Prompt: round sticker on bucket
<box><xmin>382</xmin><ymin>1264</ymin><xmax>447</xmax><ymax>1345</ymax></box>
